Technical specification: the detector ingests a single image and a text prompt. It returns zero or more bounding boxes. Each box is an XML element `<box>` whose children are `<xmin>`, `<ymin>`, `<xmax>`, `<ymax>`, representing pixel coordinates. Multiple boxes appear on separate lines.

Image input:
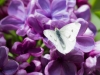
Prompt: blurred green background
<box><xmin>89</xmin><ymin>0</ymin><xmax>100</xmax><ymax>41</ymax></box>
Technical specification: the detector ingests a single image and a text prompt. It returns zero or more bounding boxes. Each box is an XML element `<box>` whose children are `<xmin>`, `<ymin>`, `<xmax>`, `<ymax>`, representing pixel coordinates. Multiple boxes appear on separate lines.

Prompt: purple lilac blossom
<box><xmin>27</xmin><ymin>0</ymin><xmax>76</xmax><ymax>32</ymax></box>
<box><xmin>44</xmin><ymin>48</ymin><xmax>84</xmax><ymax>75</ymax></box>
<box><xmin>0</xmin><ymin>0</ymin><xmax>31</xmax><ymax>20</ymax></box>
<box><xmin>42</xmin><ymin>24</ymin><xmax>95</xmax><ymax>53</ymax></box>
<box><xmin>76</xmin><ymin>36</ymin><xmax>95</xmax><ymax>53</ymax></box>
<box><xmin>76</xmin><ymin>0</ymin><xmax>90</xmax><ymax>7</ymax></box>
<box><xmin>12</xmin><ymin>37</ymin><xmax>44</xmax><ymax>62</ymax></box>
<box><xmin>0</xmin><ymin>32</ymin><xmax>6</xmax><ymax>46</ymax></box>
<box><xmin>78</xmin><ymin>55</ymin><xmax>100</xmax><ymax>75</ymax></box>
<box><xmin>0</xmin><ymin>0</ymin><xmax>36</xmax><ymax>36</ymax></box>
<box><xmin>16</xmin><ymin>60</ymin><xmax>43</xmax><ymax>75</ymax></box>
<box><xmin>0</xmin><ymin>46</ymin><xmax>19</xmax><ymax>75</ymax></box>
<box><xmin>0</xmin><ymin>0</ymin><xmax>10</xmax><ymax>20</ymax></box>
<box><xmin>0</xmin><ymin>0</ymin><xmax>100</xmax><ymax>75</ymax></box>
<box><xmin>89</xmin><ymin>41</ymin><xmax>100</xmax><ymax>56</ymax></box>
<box><xmin>27</xmin><ymin>0</ymin><xmax>94</xmax><ymax>43</ymax></box>
<box><xmin>27</xmin><ymin>0</ymin><xmax>77</xmax><ymax>40</ymax></box>
<box><xmin>75</xmin><ymin>5</ymin><xmax>97</xmax><ymax>37</ymax></box>
<box><xmin>23</xmin><ymin>0</ymin><xmax>95</xmax><ymax>66</ymax></box>
<box><xmin>41</xmin><ymin>54</ymin><xmax>51</xmax><ymax>73</ymax></box>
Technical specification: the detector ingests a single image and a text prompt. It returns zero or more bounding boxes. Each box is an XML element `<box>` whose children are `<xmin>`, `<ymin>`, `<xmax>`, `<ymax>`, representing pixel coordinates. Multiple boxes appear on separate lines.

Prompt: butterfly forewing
<box><xmin>43</xmin><ymin>30</ymin><xmax>59</xmax><ymax>46</ymax></box>
<box><xmin>60</xmin><ymin>33</ymin><xmax>76</xmax><ymax>54</ymax></box>
<box><xmin>60</xmin><ymin>22</ymin><xmax>81</xmax><ymax>41</ymax></box>
<box><xmin>44</xmin><ymin>29</ymin><xmax>66</xmax><ymax>54</ymax></box>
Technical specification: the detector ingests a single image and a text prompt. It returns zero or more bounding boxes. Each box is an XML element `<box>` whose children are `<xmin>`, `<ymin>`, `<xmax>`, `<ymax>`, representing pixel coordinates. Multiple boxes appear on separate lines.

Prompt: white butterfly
<box><xmin>43</xmin><ymin>22</ymin><xmax>81</xmax><ymax>54</ymax></box>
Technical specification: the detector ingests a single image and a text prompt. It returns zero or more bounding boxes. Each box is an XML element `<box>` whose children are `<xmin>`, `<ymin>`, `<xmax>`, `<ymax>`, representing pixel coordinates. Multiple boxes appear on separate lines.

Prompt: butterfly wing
<box><xmin>59</xmin><ymin>22</ymin><xmax>81</xmax><ymax>54</ymax></box>
<box><xmin>43</xmin><ymin>30</ymin><xmax>59</xmax><ymax>46</ymax></box>
<box><xmin>44</xmin><ymin>29</ymin><xmax>67</xmax><ymax>54</ymax></box>
<box><xmin>59</xmin><ymin>34</ymin><xmax>76</xmax><ymax>54</ymax></box>
<box><xmin>43</xmin><ymin>23</ymin><xmax>81</xmax><ymax>54</ymax></box>
<box><xmin>60</xmin><ymin>22</ymin><xmax>81</xmax><ymax>41</ymax></box>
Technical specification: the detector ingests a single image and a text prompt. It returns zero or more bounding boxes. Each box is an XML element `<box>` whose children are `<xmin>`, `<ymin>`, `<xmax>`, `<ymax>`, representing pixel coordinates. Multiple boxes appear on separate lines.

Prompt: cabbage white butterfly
<box><xmin>43</xmin><ymin>22</ymin><xmax>81</xmax><ymax>54</ymax></box>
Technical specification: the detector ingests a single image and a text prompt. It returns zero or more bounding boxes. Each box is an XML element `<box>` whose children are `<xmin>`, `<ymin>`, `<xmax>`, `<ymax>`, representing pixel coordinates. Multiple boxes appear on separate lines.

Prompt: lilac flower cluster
<box><xmin>0</xmin><ymin>0</ymin><xmax>100</xmax><ymax>75</ymax></box>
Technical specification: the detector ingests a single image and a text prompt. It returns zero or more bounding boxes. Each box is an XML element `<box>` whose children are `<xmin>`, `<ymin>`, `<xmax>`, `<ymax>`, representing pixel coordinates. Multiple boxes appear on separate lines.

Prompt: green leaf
<box><xmin>8</xmin><ymin>52</ymin><xmax>14</xmax><ymax>57</ymax></box>
<box><xmin>94</xmin><ymin>11</ymin><xmax>100</xmax><ymax>18</ymax></box>
<box><xmin>91</xmin><ymin>13</ymin><xmax>100</xmax><ymax>30</ymax></box>
<box><xmin>0</xmin><ymin>0</ymin><xmax>6</xmax><ymax>6</ymax></box>
<box><xmin>89</xmin><ymin>0</ymin><xmax>100</xmax><ymax>11</ymax></box>
<box><xmin>95</xmin><ymin>31</ymin><xmax>100</xmax><ymax>41</ymax></box>
<box><xmin>88</xmin><ymin>0</ymin><xmax>96</xmax><ymax>6</ymax></box>
<box><xmin>27</xmin><ymin>56</ymin><xmax>34</xmax><ymax>63</ymax></box>
<box><xmin>92</xmin><ymin>0</ymin><xmax>100</xmax><ymax>11</ymax></box>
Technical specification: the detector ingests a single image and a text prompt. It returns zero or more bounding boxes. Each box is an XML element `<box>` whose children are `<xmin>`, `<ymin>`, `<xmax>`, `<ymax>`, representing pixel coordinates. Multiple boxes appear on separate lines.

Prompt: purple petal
<box><xmin>83</xmin><ymin>28</ymin><xmax>94</xmax><ymax>37</ymax></box>
<box><xmin>51</xmin><ymin>20</ymin><xmax>69</xmax><ymax>29</ymax></box>
<box><xmin>16</xmin><ymin>69</ymin><xmax>27</xmax><ymax>75</ymax></box>
<box><xmin>67</xmin><ymin>0</ymin><xmax>76</xmax><ymax>9</ymax></box>
<box><xmin>45</xmin><ymin>60</ymin><xmax>77</xmax><ymax>75</ymax></box>
<box><xmin>66</xmin><ymin>48</ymin><xmax>84</xmax><ymax>64</ymax></box>
<box><xmin>75</xmin><ymin>5</ymin><xmax>90</xmax><ymax>21</ymax></box>
<box><xmin>93</xmin><ymin>70</ymin><xmax>100</xmax><ymax>75</ymax></box>
<box><xmin>76</xmin><ymin>36</ymin><xmax>95</xmax><ymax>52</ymax></box>
<box><xmin>85</xmin><ymin>56</ymin><xmax>96</xmax><ymax>68</ymax></box>
<box><xmin>78</xmin><ymin>63</ymin><xmax>93</xmax><ymax>75</ymax></box>
<box><xmin>30</xmin><ymin>48</ymin><xmax>44</xmax><ymax>57</ymax></box>
<box><xmin>0</xmin><ymin>33</ymin><xmax>6</xmax><ymax>46</ymax></box>
<box><xmin>52</xmin><ymin>10</ymin><xmax>69</xmax><ymax>22</ymax></box>
<box><xmin>0</xmin><ymin>16</ymin><xmax>23</xmax><ymax>25</ymax></box>
<box><xmin>22</xmin><ymin>37</ymin><xmax>36</xmax><ymax>48</ymax></box>
<box><xmin>19</xmin><ymin>62</ymin><xmax>30</xmax><ymax>69</ymax></box>
<box><xmin>3</xmin><ymin>60</ymin><xmax>19</xmax><ymax>75</ymax></box>
<box><xmin>76</xmin><ymin>0</ymin><xmax>89</xmax><ymax>7</ymax></box>
<box><xmin>83</xmin><ymin>22</ymin><xmax>97</xmax><ymax>37</ymax></box>
<box><xmin>43</xmin><ymin>38</ymin><xmax>55</xmax><ymax>49</ymax></box>
<box><xmin>41</xmin><ymin>54</ymin><xmax>51</xmax><ymax>70</ymax></box>
<box><xmin>96</xmin><ymin>54</ymin><xmax>100</xmax><ymax>68</ymax></box>
<box><xmin>51</xmin><ymin>0</ymin><xmax>66</xmax><ymax>13</ymax></box>
<box><xmin>27</xmin><ymin>72</ymin><xmax>43</xmax><ymax>75</ymax></box>
<box><xmin>36</xmin><ymin>0</ymin><xmax>50</xmax><ymax>13</ymax></box>
<box><xmin>32</xmin><ymin>60</ymin><xmax>41</xmax><ymax>71</ymax></box>
<box><xmin>21</xmin><ymin>0</ymin><xmax>30</xmax><ymax>6</ymax></box>
<box><xmin>27</xmin><ymin>30</ymin><xmax>43</xmax><ymax>40</ymax></box>
<box><xmin>78</xmin><ymin>63</ymin><xmax>84</xmax><ymax>75</ymax></box>
<box><xmin>34</xmin><ymin>10</ymin><xmax>50</xmax><ymax>24</ymax></box>
<box><xmin>25</xmin><ymin>62</ymin><xmax>36</xmax><ymax>73</ymax></box>
<box><xmin>89</xmin><ymin>41</ymin><xmax>100</xmax><ymax>56</ymax></box>
<box><xmin>0</xmin><ymin>46</ymin><xmax>8</xmax><ymax>68</ymax></box>
<box><xmin>27</xmin><ymin>15</ymin><xmax>43</xmax><ymax>33</ymax></box>
<box><xmin>16</xmin><ymin>53</ymin><xmax>30</xmax><ymax>62</ymax></box>
<box><xmin>8</xmin><ymin>0</ymin><xmax>26</xmax><ymax>20</ymax></box>
<box><xmin>88</xmin><ymin>22</ymin><xmax>97</xmax><ymax>36</ymax></box>
<box><xmin>16</xmin><ymin>24</ymin><xmax>29</xmax><ymax>36</ymax></box>
<box><xmin>0</xmin><ymin>73</ymin><xmax>4</xmax><ymax>75</ymax></box>
<box><xmin>0</xmin><ymin>16</ymin><xmax>23</xmax><ymax>30</ymax></box>
<box><xmin>76</xmin><ymin>18</ymin><xmax>88</xmax><ymax>36</ymax></box>
<box><xmin>45</xmin><ymin>60</ymin><xmax>60</xmax><ymax>75</ymax></box>
<box><xmin>26</xmin><ymin>0</ymin><xmax>36</xmax><ymax>15</ymax></box>
<box><xmin>12</xmin><ymin>42</ymin><xmax>22</xmax><ymax>54</ymax></box>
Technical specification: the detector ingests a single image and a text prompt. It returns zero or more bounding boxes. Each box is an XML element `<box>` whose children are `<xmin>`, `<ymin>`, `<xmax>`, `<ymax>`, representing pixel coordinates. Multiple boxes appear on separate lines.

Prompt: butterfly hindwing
<box><xmin>44</xmin><ymin>30</ymin><xmax>64</xmax><ymax>53</ymax></box>
<box><xmin>60</xmin><ymin>33</ymin><xmax>76</xmax><ymax>54</ymax></box>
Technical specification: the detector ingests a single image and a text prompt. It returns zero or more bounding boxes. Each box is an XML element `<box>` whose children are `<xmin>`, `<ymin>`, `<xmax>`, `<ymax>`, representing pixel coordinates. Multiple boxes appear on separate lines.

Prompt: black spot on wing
<box><xmin>50</xmin><ymin>35</ymin><xmax>52</xmax><ymax>37</ymax></box>
<box><xmin>71</xmin><ymin>29</ymin><xmax>73</xmax><ymax>32</ymax></box>
<box><xmin>54</xmin><ymin>39</ymin><xmax>57</xmax><ymax>42</ymax></box>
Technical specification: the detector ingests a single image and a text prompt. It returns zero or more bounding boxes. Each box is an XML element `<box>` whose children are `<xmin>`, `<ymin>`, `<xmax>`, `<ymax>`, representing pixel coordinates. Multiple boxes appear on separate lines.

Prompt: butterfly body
<box><xmin>44</xmin><ymin>22</ymin><xmax>81</xmax><ymax>54</ymax></box>
<box><xmin>55</xmin><ymin>28</ymin><xmax>66</xmax><ymax>49</ymax></box>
